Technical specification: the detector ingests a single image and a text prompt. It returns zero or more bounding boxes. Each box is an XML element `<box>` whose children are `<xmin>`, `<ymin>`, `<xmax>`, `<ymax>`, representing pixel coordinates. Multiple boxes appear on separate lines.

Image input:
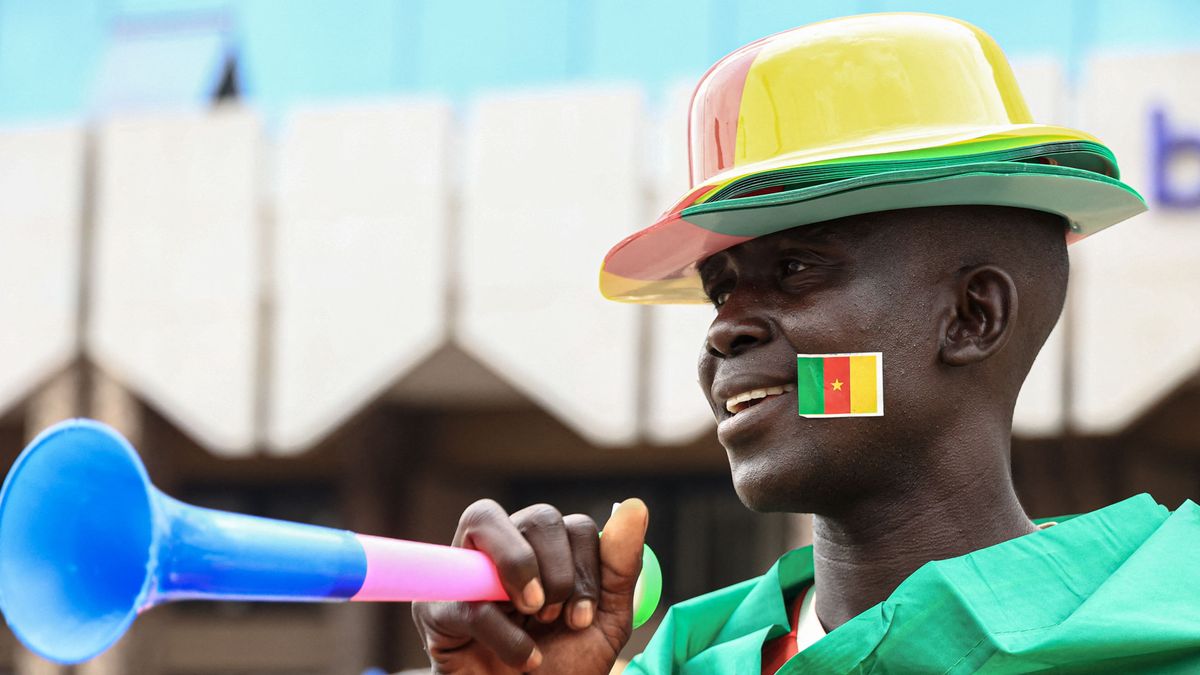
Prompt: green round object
<box><xmin>632</xmin><ymin>543</ymin><xmax>663</xmax><ymax>629</ymax></box>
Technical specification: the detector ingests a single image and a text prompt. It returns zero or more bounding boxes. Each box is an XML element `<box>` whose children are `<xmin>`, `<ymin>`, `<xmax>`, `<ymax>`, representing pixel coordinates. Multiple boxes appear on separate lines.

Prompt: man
<box><xmin>412</xmin><ymin>14</ymin><xmax>1200</xmax><ymax>674</ymax></box>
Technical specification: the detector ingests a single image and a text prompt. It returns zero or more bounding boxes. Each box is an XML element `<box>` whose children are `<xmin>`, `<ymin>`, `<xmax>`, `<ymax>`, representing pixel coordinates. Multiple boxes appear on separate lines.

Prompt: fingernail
<box><xmin>523</xmin><ymin>646</ymin><xmax>543</xmax><ymax>671</ymax></box>
<box><xmin>522</xmin><ymin>579</ymin><xmax>545</xmax><ymax>611</ymax></box>
<box><xmin>618</xmin><ymin>498</ymin><xmax>649</xmax><ymax>534</ymax></box>
<box><xmin>571</xmin><ymin>599</ymin><xmax>594</xmax><ymax>628</ymax></box>
<box><xmin>536</xmin><ymin>603</ymin><xmax>562</xmax><ymax>623</ymax></box>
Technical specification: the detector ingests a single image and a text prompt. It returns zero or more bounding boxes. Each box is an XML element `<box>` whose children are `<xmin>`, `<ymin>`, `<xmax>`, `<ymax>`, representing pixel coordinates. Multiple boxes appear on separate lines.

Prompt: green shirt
<box><xmin>628</xmin><ymin>494</ymin><xmax>1200</xmax><ymax>674</ymax></box>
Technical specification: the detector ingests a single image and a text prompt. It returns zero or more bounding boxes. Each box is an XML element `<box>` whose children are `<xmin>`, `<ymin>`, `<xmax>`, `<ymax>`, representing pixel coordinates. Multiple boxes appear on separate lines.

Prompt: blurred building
<box><xmin>0</xmin><ymin>1</ymin><xmax>1198</xmax><ymax>673</ymax></box>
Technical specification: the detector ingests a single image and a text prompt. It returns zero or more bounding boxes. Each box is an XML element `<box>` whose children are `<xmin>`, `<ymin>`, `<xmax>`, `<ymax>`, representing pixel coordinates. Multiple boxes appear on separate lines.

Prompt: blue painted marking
<box><xmin>1151</xmin><ymin>107</ymin><xmax>1200</xmax><ymax>209</ymax></box>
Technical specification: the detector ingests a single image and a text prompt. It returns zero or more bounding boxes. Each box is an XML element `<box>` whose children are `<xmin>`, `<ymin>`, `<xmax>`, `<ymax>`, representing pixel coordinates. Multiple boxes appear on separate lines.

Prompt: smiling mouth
<box><xmin>725</xmin><ymin>384</ymin><xmax>796</xmax><ymax>415</ymax></box>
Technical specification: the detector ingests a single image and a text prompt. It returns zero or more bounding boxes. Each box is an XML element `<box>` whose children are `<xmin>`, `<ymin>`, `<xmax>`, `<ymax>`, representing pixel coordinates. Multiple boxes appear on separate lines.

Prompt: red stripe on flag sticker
<box><xmin>824</xmin><ymin>356</ymin><xmax>851</xmax><ymax>414</ymax></box>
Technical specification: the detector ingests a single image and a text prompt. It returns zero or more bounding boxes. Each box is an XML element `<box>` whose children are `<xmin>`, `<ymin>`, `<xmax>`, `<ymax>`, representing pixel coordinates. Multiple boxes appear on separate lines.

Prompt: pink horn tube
<box><xmin>351</xmin><ymin>534</ymin><xmax>506</xmax><ymax>602</ymax></box>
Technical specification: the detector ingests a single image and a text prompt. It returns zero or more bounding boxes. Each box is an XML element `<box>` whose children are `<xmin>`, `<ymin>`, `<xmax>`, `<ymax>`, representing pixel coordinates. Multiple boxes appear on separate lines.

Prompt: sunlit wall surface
<box><xmin>1</xmin><ymin>0</ymin><xmax>1198</xmax><ymax>451</ymax></box>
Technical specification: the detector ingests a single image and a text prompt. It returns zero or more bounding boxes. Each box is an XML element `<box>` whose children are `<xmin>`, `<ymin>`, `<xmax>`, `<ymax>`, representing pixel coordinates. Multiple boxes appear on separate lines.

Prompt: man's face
<box><xmin>697</xmin><ymin>215</ymin><xmax>947</xmax><ymax>513</ymax></box>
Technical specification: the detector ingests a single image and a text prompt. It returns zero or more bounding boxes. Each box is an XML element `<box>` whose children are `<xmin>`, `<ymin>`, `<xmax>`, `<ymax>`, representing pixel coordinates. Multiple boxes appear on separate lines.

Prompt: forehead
<box><xmin>696</xmin><ymin>206</ymin><xmax>968</xmax><ymax>275</ymax></box>
<box><xmin>697</xmin><ymin>222</ymin><xmax>848</xmax><ymax>275</ymax></box>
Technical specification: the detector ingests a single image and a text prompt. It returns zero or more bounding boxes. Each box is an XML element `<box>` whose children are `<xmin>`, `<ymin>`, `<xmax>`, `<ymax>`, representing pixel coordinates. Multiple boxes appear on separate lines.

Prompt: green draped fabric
<box><xmin>627</xmin><ymin>494</ymin><xmax>1200</xmax><ymax>674</ymax></box>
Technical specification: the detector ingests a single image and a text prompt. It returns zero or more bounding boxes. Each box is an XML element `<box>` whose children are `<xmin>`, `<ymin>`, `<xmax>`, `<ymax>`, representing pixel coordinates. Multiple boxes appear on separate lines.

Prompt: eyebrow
<box><xmin>697</xmin><ymin>255</ymin><xmax>729</xmax><ymax>285</ymax></box>
<box><xmin>699</xmin><ymin>224</ymin><xmax>841</xmax><ymax>279</ymax></box>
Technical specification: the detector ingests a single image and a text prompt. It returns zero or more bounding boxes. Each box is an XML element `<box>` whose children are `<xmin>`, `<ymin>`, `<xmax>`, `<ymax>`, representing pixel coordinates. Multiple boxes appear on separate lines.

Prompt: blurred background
<box><xmin>0</xmin><ymin>0</ymin><xmax>1198</xmax><ymax>673</ymax></box>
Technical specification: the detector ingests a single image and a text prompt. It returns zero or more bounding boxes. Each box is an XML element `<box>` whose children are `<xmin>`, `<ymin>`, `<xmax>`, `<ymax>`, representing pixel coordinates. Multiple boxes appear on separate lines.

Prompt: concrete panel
<box><xmin>1073</xmin><ymin>52</ymin><xmax>1200</xmax><ymax>432</ymax></box>
<box><xmin>0</xmin><ymin>126</ymin><xmax>83</xmax><ymax>416</ymax></box>
<box><xmin>458</xmin><ymin>87</ymin><xmax>643</xmax><ymax>446</ymax></box>
<box><xmin>269</xmin><ymin>100</ymin><xmax>452</xmax><ymax>452</ymax></box>
<box><xmin>89</xmin><ymin>108</ymin><xmax>261</xmax><ymax>454</ymax></box>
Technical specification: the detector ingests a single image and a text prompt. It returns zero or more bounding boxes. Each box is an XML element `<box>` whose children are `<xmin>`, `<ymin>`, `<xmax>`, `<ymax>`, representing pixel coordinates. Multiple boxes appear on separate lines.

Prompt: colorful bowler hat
<box><xmin>600</xmin><ymin>13</ymin><xmax>1147</xmax><ymax>304</ymax></box>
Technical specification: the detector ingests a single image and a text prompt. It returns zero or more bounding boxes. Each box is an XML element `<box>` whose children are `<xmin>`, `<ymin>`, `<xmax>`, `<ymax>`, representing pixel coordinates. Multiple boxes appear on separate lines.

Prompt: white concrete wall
<box><xmin>88</xmin><ymin>109</ymin><xmax>261</xmax><ymax>454</ymax></box>
<box><xmin>0</xmin><ymin>126</ymin><xmax>83</xmax><ymax>418</ymax></box>
<box><xmin>268</xmin><ymin>100</ymin><xmax>452</xmax><ymax>454</ymax></box>
<box><xmin>1072</xmin><ymin>52</ymin><xmax>1200</xmax><ymax>433</ymax></box>
<box><xmin>457</xmin><ymin>88</ymin><xmax>644</xmax><ymax>447</ymax></box>
<box><xmin>3</xmin><ymin>53</ymin><xmax>1197</xmax><ymax>454</ymax></box>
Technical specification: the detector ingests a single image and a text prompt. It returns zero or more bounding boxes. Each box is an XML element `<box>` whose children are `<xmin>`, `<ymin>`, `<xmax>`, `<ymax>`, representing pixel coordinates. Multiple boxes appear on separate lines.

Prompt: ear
<box><xmin>940</xmin><ymin>265</ymin><xmax>1018</xmax><ymax>367</ymax></box>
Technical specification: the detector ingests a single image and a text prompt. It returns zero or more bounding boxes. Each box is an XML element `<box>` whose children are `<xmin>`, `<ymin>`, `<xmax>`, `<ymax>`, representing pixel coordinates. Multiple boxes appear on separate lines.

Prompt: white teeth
<box><xmin>724</xmin><ymin>383</ymin><xmax>796</xmax><ymax>414</ymax></box>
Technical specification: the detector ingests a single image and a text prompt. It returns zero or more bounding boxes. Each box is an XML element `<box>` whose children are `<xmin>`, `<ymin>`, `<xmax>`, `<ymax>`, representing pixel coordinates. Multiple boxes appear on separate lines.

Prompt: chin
<box><xmin>725</xmin><ymin>435</ymin><xmax>872</xmax><ymax>514</ymax></box>
<box><xmin>727</xmin><ymin>449</ymin><xmax>818</xmax><ymax>513</ymax></box>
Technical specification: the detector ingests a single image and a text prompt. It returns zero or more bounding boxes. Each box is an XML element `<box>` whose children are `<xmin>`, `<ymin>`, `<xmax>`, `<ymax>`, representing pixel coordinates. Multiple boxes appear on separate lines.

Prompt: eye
<box><xmin>705</xmin><ymin>277</ymin><xmax>734</xmax><ymax>308</ymax></box>
<box><xmin>782</xmin><ymin>259</ymin><xmax>809</xmax><ymax>276</ymax></box>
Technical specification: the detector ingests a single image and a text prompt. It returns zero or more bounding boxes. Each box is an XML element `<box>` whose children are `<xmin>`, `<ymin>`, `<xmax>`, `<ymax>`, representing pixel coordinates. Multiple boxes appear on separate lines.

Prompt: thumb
<box><xmin>596</xmin><ymin>498</ymin><xmax>649</xmax><ymax>630</ymax></box>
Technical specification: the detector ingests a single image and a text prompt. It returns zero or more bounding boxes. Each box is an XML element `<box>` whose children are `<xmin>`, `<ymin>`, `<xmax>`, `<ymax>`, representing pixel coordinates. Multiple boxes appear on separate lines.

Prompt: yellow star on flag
<box><xmin>831</xmin><ymin>379</ymin><xmax>843</xmax><ymax>391</ymax></box>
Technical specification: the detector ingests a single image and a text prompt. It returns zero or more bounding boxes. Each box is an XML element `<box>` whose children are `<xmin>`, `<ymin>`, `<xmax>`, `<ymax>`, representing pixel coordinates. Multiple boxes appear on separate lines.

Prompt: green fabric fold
<box><xmin>627</xmin><ymin>495</ymin><xmax>1200</xmax><ymax>674</ymax></box>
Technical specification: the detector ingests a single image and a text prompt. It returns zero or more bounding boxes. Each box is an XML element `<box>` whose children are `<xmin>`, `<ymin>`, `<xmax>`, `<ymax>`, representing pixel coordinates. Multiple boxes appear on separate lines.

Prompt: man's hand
<box><xmin>412</xmin><ymin>498</ymin><xmax>649</xmax><ymax>674</ymax></box>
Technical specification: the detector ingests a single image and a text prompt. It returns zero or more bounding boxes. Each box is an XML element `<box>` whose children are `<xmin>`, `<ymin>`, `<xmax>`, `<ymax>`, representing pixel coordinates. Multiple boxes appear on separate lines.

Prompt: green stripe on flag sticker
<box><xmin>796</xmin><ymin>356</ymin><xmax>825</xmax><ymax>415</ymax></box>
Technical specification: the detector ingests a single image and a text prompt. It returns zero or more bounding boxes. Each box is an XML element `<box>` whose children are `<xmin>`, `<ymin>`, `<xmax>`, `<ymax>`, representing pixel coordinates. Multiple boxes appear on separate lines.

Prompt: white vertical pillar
<box><xmin>1073</xmin><ymin>52</ymin><xmax>1200</xmax><ymax>432</ymax></box>
<box><xmin>268</xmin><ymin>100</ymin><xmax>452</xmax><ymax>453</ymax></box>
<box><xmin>458</xmin><ymin>88</ymin><xmax>644</xmax><ymax>446</ymax></box>
<box><xmin>88</xmin><ymin>108</ymin><xmax>262</xmax><ymax>455</ymax></box>
<box><xmin>0</xmin><ymin>126</ymin><xmax>83</xmax><ymax>418</ymax></box>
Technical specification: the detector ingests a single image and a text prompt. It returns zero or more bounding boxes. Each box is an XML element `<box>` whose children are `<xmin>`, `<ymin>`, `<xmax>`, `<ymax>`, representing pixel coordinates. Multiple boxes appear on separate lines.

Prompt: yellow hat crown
<box><xmin>690</xmin><ymin>13</ymin><xmax>1079</xmax><ymax>187</ymax></box>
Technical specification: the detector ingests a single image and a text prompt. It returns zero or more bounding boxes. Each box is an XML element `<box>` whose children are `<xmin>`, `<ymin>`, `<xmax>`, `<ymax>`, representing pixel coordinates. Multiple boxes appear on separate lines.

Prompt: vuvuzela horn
<box><xmin>0</xmin><ymin>419</ymin><xmax>662</xmax><ymax>664</ymax></box>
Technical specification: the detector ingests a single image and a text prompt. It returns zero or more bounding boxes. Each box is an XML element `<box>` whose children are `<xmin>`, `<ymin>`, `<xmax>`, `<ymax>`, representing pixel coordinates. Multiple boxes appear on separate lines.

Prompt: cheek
<box><xmin>776</xmin><ymin>292</ymin><xmax>941</xmax><ymax>413</ymax></box>
<box><xmin>841</xmin><ymin>278</ymin><xmax>941</xmax><ymax>348</ymax></box>
<box><xmin>776</xmin><ymin>296</ymin><xmax>911</xmax><ymax>353</ymax></box>
<box><xmin>697</xmin><ymin>348</ymin><xmax>717</xmax><ymax>388</ymax></box>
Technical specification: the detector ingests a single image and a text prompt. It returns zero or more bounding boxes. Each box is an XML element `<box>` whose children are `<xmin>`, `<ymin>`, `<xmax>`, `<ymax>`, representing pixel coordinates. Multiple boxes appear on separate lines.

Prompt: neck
<box><xmin>809</xmin><ymin>433</ymin><xmax>1036</xmax><ymax>631</ymax></box>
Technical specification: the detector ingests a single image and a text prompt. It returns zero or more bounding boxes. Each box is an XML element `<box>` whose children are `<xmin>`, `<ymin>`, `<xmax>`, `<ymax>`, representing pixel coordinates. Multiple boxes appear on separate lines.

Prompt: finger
<box><xmin>563</xmin><ymin>513</ymin><xmax>600</xmax><ymax>630</ymax></box>
<box><xmin>412</xmin><ymin>601</ymin><xmax>469</xmax><ymax>654</ymax></box>
<box><xmin>596</xmin><ymin>498</ymin><xmax>649</xmax><ymax>629</ymax></box>
<box><xmin>511</xmin><ymin>504</ymin><xmax>575</xmax><ymax>614</ymax></box>
<box><xmin>454</xmin><ymin>499</ymin><xmax>544</xmax><ymax>613</ymax></box>
<box><xmin>420</xmin><ymin>601</ymin><xmax>542</xmax><ymax>671</ymax></box>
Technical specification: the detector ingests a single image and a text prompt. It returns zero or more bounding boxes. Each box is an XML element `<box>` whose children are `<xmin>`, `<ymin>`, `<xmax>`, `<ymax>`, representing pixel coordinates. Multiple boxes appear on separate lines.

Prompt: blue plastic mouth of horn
<box><xmin>0</xmin><ymin>419</ymin><xmax>155</xmax><ymax>664</ymax></box>
<box><xmin>0</xmin><ymin>419</ymin><xmax>374</xmax><ymax>664</ymax></box>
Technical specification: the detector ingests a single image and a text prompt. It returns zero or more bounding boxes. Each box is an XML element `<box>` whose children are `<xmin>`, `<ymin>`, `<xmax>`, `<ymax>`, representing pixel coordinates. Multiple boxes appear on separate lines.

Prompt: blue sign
<box><xmin>1151</xmin><ymin>107</ymin><xmax>1200</xmax><ymax>208</ymax></box>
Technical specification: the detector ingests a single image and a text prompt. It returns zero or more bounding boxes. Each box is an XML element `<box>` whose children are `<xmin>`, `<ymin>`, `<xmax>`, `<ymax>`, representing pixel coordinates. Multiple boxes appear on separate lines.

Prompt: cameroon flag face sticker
<box><xmin>796</xmin><ymin>352</ymin><xmax>883</xmax><ymax>418</ymax></box>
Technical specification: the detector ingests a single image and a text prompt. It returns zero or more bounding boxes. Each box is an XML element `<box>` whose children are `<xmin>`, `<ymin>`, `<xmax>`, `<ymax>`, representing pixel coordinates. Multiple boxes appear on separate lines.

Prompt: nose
<box><xmin>704</xmin><ymin>303</ymin><xmax>772</xmax><ymax>359</ymax></box>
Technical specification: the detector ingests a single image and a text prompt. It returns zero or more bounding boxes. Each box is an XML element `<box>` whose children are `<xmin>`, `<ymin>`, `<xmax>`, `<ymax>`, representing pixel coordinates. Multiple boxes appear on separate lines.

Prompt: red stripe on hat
<box><xmin>602</xmin><ymin>216</ymin><xmax>751</xmax><ymax>280</ymax></box>
<box><xmin>688</xmin><ymin>42</ymin><xmax>764</xmax><ymax>186</ymax></box>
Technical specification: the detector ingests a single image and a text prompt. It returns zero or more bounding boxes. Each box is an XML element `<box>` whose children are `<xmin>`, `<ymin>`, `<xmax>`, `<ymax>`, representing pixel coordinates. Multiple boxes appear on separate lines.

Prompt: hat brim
<box><xmin>600</xmin><ymin>162</ymin><xmax>1146</xmax><ymax>304</ymax></box>
<box><xmin>690</xmin><ymin>125</ymin><xmax>1107</xmax><ymax>204</ymax></box>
